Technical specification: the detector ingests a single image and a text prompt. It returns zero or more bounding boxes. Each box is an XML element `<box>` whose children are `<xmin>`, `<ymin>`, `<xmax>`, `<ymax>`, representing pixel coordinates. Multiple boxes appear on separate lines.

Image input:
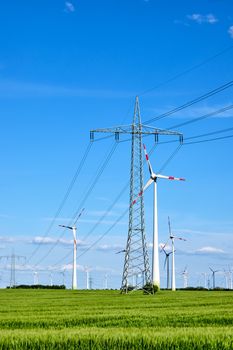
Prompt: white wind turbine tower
<box><xmin>59</xmin><ymin>208</ymin><xmax>84</xmax><ymax>290</ymax></box>
<box><xmin>161</xmin><ymin>245</ymin><xmax>172</xmax><ymax>289</ymax></box>
<box><xmin>209</xmin><ymin>267</ymin><xmax>219</xmax><ymax>289</ymax></box>
<box><xmin>135</xmin><ymin>144</ymin><xmax>185</xmax><ymax>289</ymax></box>
<box><xmin>33</xmin><ymin>271</ymin><xmax>39</xmax><ymax>285</ymax></box>
<box><xmin>202</xmin><ymin>272</ymin><xmax>208</xmax><ymax>289</ymax></box>
<box><xmin>61</xmin><ymin>267</ymin><xmax>66</xmax><ymax>286</ymax></box>
<box><xmin>168</xmin><ymin>217</ymin><xmax>186</xmax><ymax>291</ymax></box>
<box><xmin>49</xmin><ymin>272</ymin><xmax>53</xmax><ymax>287</ymax></box>
<box><xmin>181</xmin><ymin>266</ymin><xmax>188</xmax><ymax>289</ymax></box>
<box><xmin>84</xmin><ymin>266</ymin><xmax>91</xmax><ymax>290</ymax></box>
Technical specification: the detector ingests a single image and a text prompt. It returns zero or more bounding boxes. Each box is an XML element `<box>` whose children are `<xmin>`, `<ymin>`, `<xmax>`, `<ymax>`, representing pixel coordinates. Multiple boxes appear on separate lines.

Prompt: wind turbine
<box><xmin>49</xmin><ymin>272</ymin><xmax>53</xmax><ymax>287</ymax></box>
<box><xmin>133</xmin><ymin>144</ymin><xmax>185</xmax><ymax>289</ymax></box>
<box><xmin>33</xmin><ymin>271</ymin><xmax>39</xmax><ymax>285</ymax></box>
<box><xmin>201</xmin><ymin>272</ymin><xmax>208</xmax><ymax>289</ymax></box>
<box><xmin>84</xmin><ymin>266</ymin><xmax>91</xmax><ymax>290</ymax></box>
<box><xmin>209</xmin><ymin>267</ymin><xmax>219</xmax><ymax>289</ymax></box>
<box><xmin>181</xmin><ymin>266</ymin><xmax>188</xmax><ymax>289</ymax></box>
<box><xmin>59</xmin><ymin>208</ymin><xmax>84</xmax><ymax>290</ymax></box>
<box><xmin>61</xmin><ymin>267</ymin><xmax>66</xmax><ymax>286</ymax></box>
<box><xmin>168</xmin><ymin>216</ymin><xmax>186</xmax><ymax>291</ymax></box>
<box><xmin>161</xmin><ymin>245</ymin><xmax>172</xmax><ymax>289</ymax></box>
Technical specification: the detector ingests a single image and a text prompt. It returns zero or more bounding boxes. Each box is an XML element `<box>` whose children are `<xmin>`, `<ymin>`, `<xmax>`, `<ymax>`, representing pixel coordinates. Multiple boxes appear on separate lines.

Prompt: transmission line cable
<box><xmin>144</xmin><ymin>79</ymin><xmax>233</xmax><ymax>124</ymax></box>
<box><xmin>51</xmin><ymin>144</ymin><xmax>170</xmax><ymax>268</ymax></box>
<box><xmin>25</xmin><ymin>142</ymin><xmax>93</xmax><ymax>264</ymax></box>
<box><xmin>139</xmin><ymin>44</ymin><xmax>233</xmax><ymax>96</ymax></box>
<box><xmin>183</xmin><ymin>133</ymin><xmax>233</xmax><ymax>145</ymax></box>
<box><xmin>158</xmin><ymin>144</ymin><xmax>182</xmax><ymax>173</ymax></box>
<box><xmin>33</xmin><ymin>142</ymin><xmax>118</xmax><ymax>267</ymax></box>
<box><xmin>61</xmin><ymin>143</ymin><xmax>183</xmax><ymax>266</ymax></box>
<box><xmin>168</xmin><ymin>104</ymin><xmax>233</xmax><ymax>130</ymax></box>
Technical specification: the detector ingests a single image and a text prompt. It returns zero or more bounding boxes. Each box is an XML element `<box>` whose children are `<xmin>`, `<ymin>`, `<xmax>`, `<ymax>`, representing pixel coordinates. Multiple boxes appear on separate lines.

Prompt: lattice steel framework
<box><xmin>120</xmin><ymin>97</ymin><xmax>151</xmax><ymax>292</ymax></box>
<box><xmin>90</xmin><ymin>97</ymin><xmax>183</xmax><ymax>293</ymax></box>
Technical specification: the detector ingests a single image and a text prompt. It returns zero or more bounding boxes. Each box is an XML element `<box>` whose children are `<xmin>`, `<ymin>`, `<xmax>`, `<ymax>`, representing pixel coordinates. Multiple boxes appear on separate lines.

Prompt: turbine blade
<box><xmin>164</xmin><ymin>256</ymin><xmax>168</xmax><ymax>269</ymax></box>
<box><xmin>59</xmin><ymin>225</ymin><xmax>73</xmax><ymax>230</ymax></box>
<box><xmin>175</xmin><ymin>237</ymin><xmax>187</xmax><ymax>241</ymax></box>
<box><xmin>143</xmin><ymin>144</ymin><xmax>154</xmax><ymax>176</ymax></box>
<box><xmin>131</xmin><ymin>178</ymin><xmax>153</xmax><ymax>206</ymax></box>
<box><xmin>168</xmin><ymin>216</ymin><xmax>172</xmax><ymax>237</ymax></box>
<box><xmin>143</xmin><ymin>178</ymin><xmax>154</xmax><ymax>192</ymax></box>
<box><xmin>157</xmin><ymin>174</ymin><xmax>185</xmax><ymax>181</ymax></box>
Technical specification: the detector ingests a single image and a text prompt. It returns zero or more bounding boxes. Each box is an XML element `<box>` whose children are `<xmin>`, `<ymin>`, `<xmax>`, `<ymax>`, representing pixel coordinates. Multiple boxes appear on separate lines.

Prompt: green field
<box><xmin>0</xmin><ymin>289</ymin><xmax>233</xmax><ymax>349</ymax></box>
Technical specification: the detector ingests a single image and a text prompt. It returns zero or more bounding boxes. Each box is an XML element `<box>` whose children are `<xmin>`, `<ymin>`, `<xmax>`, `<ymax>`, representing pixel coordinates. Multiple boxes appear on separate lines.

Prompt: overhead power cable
<box><xmin>33</xmin><ymin>141</ymin><xmax>118</xmax><ymax>267</ymax></box>
<box><xmin>184</xmin><ymin>133</ymin><xmax>233</xmax><ymax>145</ymax></box>
<box><xmin>51</xmin><ymin>143</ymin><xmax>187</xmax><ymax>269</ymax></box>
<box><xmin>79</xmin><ymin>142</ymin><xmax>159</xmax><ymax>243</ymax></box>
<box><xmin>26</xmin><ymin>141</ymin><xmax>93</xmax><ymax>264</ymax></box>
<box><xmin>158</xmin><ymin>144</ymin><xmax>182</xmax><ymax>173</ymax></box>
<box><xmin>144</xmin><ymin>79</ymin><xmax>233</xmax><ymax>125</ymax></box>
<box><xmin>157</xmin><ymin>125</ymin><xmax>233</xmax><ymax>146</ymax></box>
<box><xmin>139</xmin><ymin>44</ymin><xmax>233</xmax><ymax>97</ymax></box>
<box><xmin>168</xmin><ymin>104</ymin><xmax>233</xmax><ymax>130</ymax></box>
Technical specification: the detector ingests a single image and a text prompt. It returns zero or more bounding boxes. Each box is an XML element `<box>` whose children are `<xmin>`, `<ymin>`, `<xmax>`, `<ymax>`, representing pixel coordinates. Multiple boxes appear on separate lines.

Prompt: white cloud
<box><xmin>65</xmin><ymin>2</ymin><xmax>75</xmax><ymax>13</ymax></box>
<box><xmin>0</xmin><ymin>236</ymin><xmax>18</xmax><ymax>243</ymax></box>
<box><xmin>228</xmin><ymin>26</ymin><xmax>233</xmax><ymax>38</ymax></box>
<box><xmin>196</xmin><ymin>246</ymin><xmax>224</xmax><ymax>254</ymax></box>
<box><xmin>187</xmin><ymin>13</ymin><xmax>218</xmax><ymax>24</ymax></box>
<box><xmin>96</xmin><ymin>244</ymin><xmax>124</xmax><ymax>252</ymax></box>
<box><xmin>0</xmin><ymin>80</ymin><xmax>134</xmax><ymax>99</ymax></box>
<box><xmin>31</xmin><ymin>236</ymin><xmax>84</xmax><ymax>246</ymax></box>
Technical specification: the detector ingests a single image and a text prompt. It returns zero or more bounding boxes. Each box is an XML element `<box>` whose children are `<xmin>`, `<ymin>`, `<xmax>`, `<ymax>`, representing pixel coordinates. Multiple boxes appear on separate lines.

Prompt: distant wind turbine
<box><xmin>209</xmin><ymin>267</ymin><xmax>219</xmax><ymax>289</ymax></box>
<box><xmin>59</xmin><ymin>208</ymin><xmax>84</xmax><ymax>290</ymax></box>
<box><xmin>161</xmin><ymin>245</ymin><xmax>172</xmax><ymax>289</ymax></box>
<box><xmin>168</xmin><ymin>216</ymin><xmax>186</xmax><ymax>291</ymax></box>
<box><xmin>181</xmin><ymin>266</ymin><xmax>188</xmax><ymax>289</ymax></box>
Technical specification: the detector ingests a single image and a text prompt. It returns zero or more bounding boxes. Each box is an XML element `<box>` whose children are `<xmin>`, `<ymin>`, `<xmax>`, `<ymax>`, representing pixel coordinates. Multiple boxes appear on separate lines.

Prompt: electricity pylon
<box><xmin>0</xmin><ymin>251</ymin><xmax>25</xmax><ymax>287</ymax></box>
<box><xmin>91</xmin><ymin>96</ymin><xmax>183</xmax><ymax>292</ymax></box>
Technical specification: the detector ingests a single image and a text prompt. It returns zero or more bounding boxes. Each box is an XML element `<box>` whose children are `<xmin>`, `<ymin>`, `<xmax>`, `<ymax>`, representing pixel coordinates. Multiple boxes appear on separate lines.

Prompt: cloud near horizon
<box><xmin>228</xmin><ymin>26</ymin><xmax>233</xmax><ymax>38</ymax></box>
<box><xmin>64</xmin><ymin>2</ymin><xmax>75</xmax><ymax>13</ymax></box>
<box><xmin>187</xmin><ymin>14</ymin><xmax>218</xmax><ymax>24</ymax></box>
<box><xmin>31</xmin><ymin>236</ymin><xmax>84</xmax><ymax>246</ymax></box>
<box><xmin>196</xmin><ymin>246</ymin><xmax>225</xmax><ymax>254</ymax></box>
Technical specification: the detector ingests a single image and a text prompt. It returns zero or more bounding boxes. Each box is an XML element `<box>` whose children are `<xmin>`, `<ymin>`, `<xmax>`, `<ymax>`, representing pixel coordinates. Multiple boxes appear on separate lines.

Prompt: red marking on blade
<box><xmin>169</xmin><ymin>176</ymin><xmax>175</xmax><ymax>180</ymax></box>
<box><xmin>139</xmin><ymin>191</ymin><xmax>143</xmax><ymax>197</ymax></box>
<box><xmin>180</xmin><ymin>178</ymin><xmax>185</xmax><ymax>181</ymax></box>
<box><xmin>132</xmin><ymin>200</ymin><xmax>136</xmax><ymax>205</ymax></box>
<box><xmin>146</xmin><ymin>155</ymin><xmax>149</xmax><ymax>161</ymax></box>
<box><xmin>143</xmin><ymin>144</ymin><xmax>146</xmax><ymax>150</ymax></box>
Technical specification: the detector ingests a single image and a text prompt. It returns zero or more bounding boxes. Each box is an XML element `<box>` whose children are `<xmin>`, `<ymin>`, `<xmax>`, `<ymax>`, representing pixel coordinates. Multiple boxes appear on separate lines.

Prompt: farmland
<box><xmin>0</xmin><ymin>289</ymin><xmax>233</xmax><ymax>349</ymax></box>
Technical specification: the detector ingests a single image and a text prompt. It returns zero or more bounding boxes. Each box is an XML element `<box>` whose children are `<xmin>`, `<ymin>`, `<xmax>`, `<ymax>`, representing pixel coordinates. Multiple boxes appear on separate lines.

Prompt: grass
<box><xmin>0</xmin><ymin>289</ymin><xmax>233</xmax><ymax>349</ymax></box>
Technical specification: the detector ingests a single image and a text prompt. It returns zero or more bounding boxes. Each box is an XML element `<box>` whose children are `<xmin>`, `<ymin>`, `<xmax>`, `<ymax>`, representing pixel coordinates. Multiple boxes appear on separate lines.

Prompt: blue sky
<box><xmin>0</xmin><ymin>0</ymin><xmax>233</xmax><ymax>289</ymax></box>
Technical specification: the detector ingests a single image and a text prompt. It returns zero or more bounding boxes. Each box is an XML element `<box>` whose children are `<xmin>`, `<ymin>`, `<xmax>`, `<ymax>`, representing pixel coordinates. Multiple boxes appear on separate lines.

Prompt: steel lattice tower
<box><xmin>90</xmin><ymin>96</ymin><xmax>183</xmax><ymax>292</ymax></box>
<box><xmin>121</xmin><ymin>97</ymin><xmax>151</xmax><ymax>292</ymax></box>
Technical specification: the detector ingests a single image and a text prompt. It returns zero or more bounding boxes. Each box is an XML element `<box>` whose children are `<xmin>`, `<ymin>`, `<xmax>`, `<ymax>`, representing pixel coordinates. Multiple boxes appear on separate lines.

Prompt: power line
<box><xmin>158</xmin><ymin>144</ymin><xmax>182</xmax><ymax>173</ymax></box>
<box><xmin>139</xmin><ymin>44</ymin><xmax>233</xmax><ymax>97</ymax></box>
<box><xmin>33</xmin><ymin>142</ymin><xmax>118</xmax><ymax>267</ymax></box>
<box><xmin>26</xmin><ymin>142</ymin><xmax>93</xmax><ymax>264</ymax></box>
<box><xmin>184</xmin><ymin>133</ymin><xmax>233</xmax><ymax>145</ymax></box>
<box><xmin>51</xmin><ymin>144</ymin><xmax>183</xmax><ymax>269</ymax></box>
<box><xmin>185</xmin><ymin>126</ymin><xmax>233</xmax><ymax>141</ymax></box>
<box><xmin>79</xmin><ymin>143</ymin><xmax>159</xmax><ymax>244</ymax></box>
<box><xmin>147</xmin><ymin>125</ymin><xmax>233</xmax><ymax>146</ymax></box>
<box><xmin>144</xmin><ymin>79</ymin><xmax>233</xmax><ymax>124</ymax></box>
<box><xmin>168</xmin><ymin>104</ymin><xmax>233</xmax><ymax>130</ymax></box>
<box><xmin>71</xmin><ymin>142</ymin><xmax>118</xmax><ymax>224</ymax></box>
